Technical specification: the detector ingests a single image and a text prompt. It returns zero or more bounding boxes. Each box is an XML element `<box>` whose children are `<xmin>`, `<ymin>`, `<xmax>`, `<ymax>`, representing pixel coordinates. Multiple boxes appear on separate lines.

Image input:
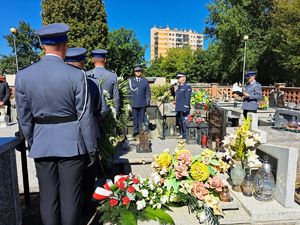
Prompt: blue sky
<box><xmin>0</xmin><ymin>0</ymin><xmax>210</xmax><ymax>61</ymax></box>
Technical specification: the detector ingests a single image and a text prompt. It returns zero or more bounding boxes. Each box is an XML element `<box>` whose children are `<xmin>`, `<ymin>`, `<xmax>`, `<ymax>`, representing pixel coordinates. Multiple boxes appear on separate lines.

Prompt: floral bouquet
<box><xmin>191</xmin><ymin>89</ymin><xmax>212</xmax><ymax>110</ymax></box>
<box><xmin>151</xmin><ymin>142</ymin><xmax>230</xmax><ymax>225</ymax></box>
<box><xmin>258</xmin><ymin>96</ymin><xmax>269</xmax><ymax>110</ymax></box>
<box><xmin>220</xmin><ymin>117</ymin><xmax>262</xmax><ymax>168</ymax></box>
<box><xmin>93</xmin><ymin>174</ymin><xmax>175</xmax><ymax>225</ymax></box>
<box><xmin>187</xmin><ymin>109</ymin><xmax>205</xmax><ymax>124</ymax></box>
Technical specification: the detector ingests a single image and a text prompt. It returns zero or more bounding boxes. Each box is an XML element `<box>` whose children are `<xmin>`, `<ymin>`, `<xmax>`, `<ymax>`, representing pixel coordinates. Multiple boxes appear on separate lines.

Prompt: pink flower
<box><xmin>192</xmin><ymin>181</ymin><xmax>209</xmax><ymax>200</ymax></box>
<box><xmin>205</xmin><ymin>176</ymin><xmax>224</xmax><ymax>192</ymax></box>
<box><xmin>174</xmin><ymin>162</ymin><xmax>189</xmax><ymax>179</ymax></box>
<box><xmin>196</xmin><ymin>118</ymin><xmax>203</xmax><ymax>124</ymax></box>
<box><xmin>177</xmin><ymin>152</ymin><xmax>192</xmax><ymax>166</ymax></box>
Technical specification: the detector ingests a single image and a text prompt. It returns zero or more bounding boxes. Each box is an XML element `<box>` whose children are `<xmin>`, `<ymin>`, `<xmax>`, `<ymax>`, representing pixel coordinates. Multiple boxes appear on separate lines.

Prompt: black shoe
<box><xmin>132</xmin><ymin>132</ymin><xmax>139</xmax><ymax>137</ymax></box>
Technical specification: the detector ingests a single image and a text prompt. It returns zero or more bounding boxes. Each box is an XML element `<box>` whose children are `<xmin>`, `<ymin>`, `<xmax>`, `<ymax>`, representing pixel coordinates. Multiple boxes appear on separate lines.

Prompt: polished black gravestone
<box><xmin>208</xmin><ymin>103</ymin><xmax>228</xmax><ymax>142</ymax></box>
<box><xmin>0</xmin><ymin>137</ymin><xmax>21</xmax><ymax>225</ymax></box>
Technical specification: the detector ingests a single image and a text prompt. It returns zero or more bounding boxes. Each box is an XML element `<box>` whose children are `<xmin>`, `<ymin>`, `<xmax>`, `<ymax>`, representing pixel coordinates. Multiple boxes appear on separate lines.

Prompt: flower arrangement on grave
<box><xmin>151</xmin><ymin>142</ymin><xmax>230</xmax><ymax>224</ymax></box>
<box><xmin>191</xmin><ymin>89</ymin><xmax>212</xmax><ymax>110</ymax></box>
<box><xmin>258</xmin><ymin>96</ymin><xmax>269</xmax><ymax>110</ymax></box>
<box><xmin>93</xmin><ymin>174</ymin><xmax>175</xmax><ymax>225</ymax></box>
<box><xmin>219</xmin><ymin>117</ymin><xmax>262</xmax><ymax>168</ymax></box>
<box><xmin>187</xmin><ymin>109</ymin><xmax>205</xmax><ymax>125</ymax></box>
<box><xmin>151</xmin><ymin>84</ymin><xmax>174</xmax><ymax>103</ymax></box>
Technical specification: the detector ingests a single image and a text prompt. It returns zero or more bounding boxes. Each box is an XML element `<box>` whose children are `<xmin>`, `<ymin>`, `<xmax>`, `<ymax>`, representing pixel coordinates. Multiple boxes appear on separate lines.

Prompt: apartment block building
<box><xmin>150</xmin><ymin>25</ymin><xmax>204</xmax><ymax>60</ymax></box>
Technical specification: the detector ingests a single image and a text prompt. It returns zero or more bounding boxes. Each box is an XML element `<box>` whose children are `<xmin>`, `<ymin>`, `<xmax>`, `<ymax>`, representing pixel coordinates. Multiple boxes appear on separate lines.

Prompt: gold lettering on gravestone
<box><xmin>139</xmin><ymin>130</ymin><xmax>150</xmax><ymax>150</ymax></box>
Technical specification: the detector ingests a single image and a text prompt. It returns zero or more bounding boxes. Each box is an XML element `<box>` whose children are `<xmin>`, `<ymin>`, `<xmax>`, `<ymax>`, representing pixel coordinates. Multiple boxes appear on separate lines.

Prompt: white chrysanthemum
<box><xmin>141</xmin><ymin>189</ymin><xmax>149</xmax><ymax>198</ymax></box>
<box><xmin>136</xmin><ymin>199</ymin><xmax>146</xmax><ymax>210</ymax></box>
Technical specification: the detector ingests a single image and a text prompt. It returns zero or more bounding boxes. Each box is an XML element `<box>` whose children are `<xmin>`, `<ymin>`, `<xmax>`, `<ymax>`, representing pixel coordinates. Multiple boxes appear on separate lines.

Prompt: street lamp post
<box><xmin>242</xmin><ymin>35</ymin><xmax>249</xmax><ymax>86</ymax></box>
<box><xmin>10</xmin><ymin>27</ymin><xmax>19</xmax><ymax>72</ymax></box>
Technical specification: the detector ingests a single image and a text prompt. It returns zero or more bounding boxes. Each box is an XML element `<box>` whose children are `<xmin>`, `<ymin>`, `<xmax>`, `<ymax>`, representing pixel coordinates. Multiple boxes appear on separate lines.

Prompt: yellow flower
<box><xmin>156</xmin><ymin>151</ymin><xmax>172</xmax><ymax>169</ymax></box>
<box><xmin>200</xmin><ymin>149</ymin><xmax>215</xmax><ymax>164</ymax></box>
<box><xmin>190</xmin><ymin>161</ymin><xmax>210</xmax><ymax>181</ymax></box>
<box><xmin>219</xmin><ymin>160</ymin><xmax>230</xmax><ymax>173</ymax></box>
<box><xmin>175</xmin><ymin>149</ymin><xmax>191</xmax><ymax>159</ymax></box>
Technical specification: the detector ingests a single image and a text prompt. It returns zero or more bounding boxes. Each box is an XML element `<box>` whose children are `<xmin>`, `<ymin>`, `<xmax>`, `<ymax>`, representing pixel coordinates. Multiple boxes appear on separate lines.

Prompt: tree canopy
<box><xmin>106</xmin><ymin>28</ymin><xmax>146</xmax><ymax>78</ymax></box>
<box><xmin>42</xmin><ymin>0</ymin><xmax>108</xmax><ymax>69</ymax></box>
<box><xmin>0</xmin><ymin>21</ymin><xmax>40</xmax><ymax>74</ymax></box>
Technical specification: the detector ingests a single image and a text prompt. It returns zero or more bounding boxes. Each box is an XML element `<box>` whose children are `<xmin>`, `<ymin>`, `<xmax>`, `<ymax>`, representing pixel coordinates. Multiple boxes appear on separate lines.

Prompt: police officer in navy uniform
<box><xmin>87</xmin><ymin>49</ymin><xmax>120</xmax><ymax>116</ymax></box>
<box><xmin>65</xmin><ymin>47</ymin><xmax>108</xmax><ymax>218</ymax></box>
<box><xmin>171</xmin><ymin>72</ymin><xmax>192</xmax><ymax>139</ymax></box>
<box><xmin>129</xmin><ymin>66</ymin><xmax>151</xmax><ymax>136</ymax></box>
<box><xmin>65</xmin><ymin>47</ymin><xmax>108</xmax><ymax>121</ymax></box>
<box><xmin>242</xmin><ymin>71</ymin><xmax>262</xmax><ymax>118</ymax></box>
<box><xmin>15</xmin><ymin>23</ymin><xmax>98</xmax><ymax>225</ymax></box>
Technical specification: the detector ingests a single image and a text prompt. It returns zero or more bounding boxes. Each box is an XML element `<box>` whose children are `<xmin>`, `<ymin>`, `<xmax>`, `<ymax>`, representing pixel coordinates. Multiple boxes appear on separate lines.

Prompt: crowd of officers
<box><xmin>15</xmin><ymin>22</ymin><xmax>261</xmax><ymax>225</ymax></box>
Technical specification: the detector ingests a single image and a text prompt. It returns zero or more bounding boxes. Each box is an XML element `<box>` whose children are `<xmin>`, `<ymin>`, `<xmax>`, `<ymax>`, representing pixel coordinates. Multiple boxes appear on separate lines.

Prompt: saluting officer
<box><xmin>129</xmin><ymin>66</ymin><xmax>151</xmax><ymax>136</ymax></box>
<box><xmin>87</xmin><ymin>49</ymin><xmax>120</xmax><ymax>116</ymax></box>
<box><xmin>15</xmin><ymin>23</ymin><xmax>98</xmax><ymax>225</ymax></box>
<box><xmin>171</xmin><ymin>72</ymin><xmax>192</xmax><ymax>139</ymax></box>
<box><xmin>242</xmin><ymin>71</ymin><xmax>262</xmax><ymax>118</ymax></box>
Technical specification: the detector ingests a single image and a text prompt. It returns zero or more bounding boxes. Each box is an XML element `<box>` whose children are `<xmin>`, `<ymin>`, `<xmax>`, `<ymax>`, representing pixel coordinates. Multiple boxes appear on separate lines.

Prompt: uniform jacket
<box><xmin>15</xmin><ymin>54</ymin><xmax>98</xmax><ymax>158</ymax></box>
<box><xmin>87</xmin><ymin>75</ymin><xmax>109</xmax><ymax>119</ymax></box>
<box><xmin>0</xmin><ymin>81</ymin><xmax>10</xmax><ymax>105</ymax></box>
<box><xmin>86</xmin><ymin>67</ymin><xmax>120</xmax><ymax>113</ymax></box>
<box><xmin>242</xmin><ymin>80</ymin><xmax>262</xmax><ymax>110</ymax></box>
<box><xmin>174</xmin><ymin>83</ymin><xmax>192</xmax><ymax>112</ymax></box>
<box><xmin>129</xmin><ymin>76</ymin><xmax>151</xmax><ymax>108</ymax></box>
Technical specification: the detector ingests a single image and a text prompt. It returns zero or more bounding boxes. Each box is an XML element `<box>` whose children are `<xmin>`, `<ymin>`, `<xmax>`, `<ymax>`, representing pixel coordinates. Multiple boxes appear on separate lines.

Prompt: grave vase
<box><xmin>230</xmin><ymin>161</ymin><xmax>246</xmax><ymax>192</ymax></box>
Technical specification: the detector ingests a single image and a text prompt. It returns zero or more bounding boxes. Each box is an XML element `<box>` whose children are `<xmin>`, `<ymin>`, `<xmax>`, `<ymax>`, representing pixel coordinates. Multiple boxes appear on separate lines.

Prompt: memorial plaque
<box><xmin>208</xmin><ymin>103</ymin><xmax>227</xmax><ymax>142</ymax></box>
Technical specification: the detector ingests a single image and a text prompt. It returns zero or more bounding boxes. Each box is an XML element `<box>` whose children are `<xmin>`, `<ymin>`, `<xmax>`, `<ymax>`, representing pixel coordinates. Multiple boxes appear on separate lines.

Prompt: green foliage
<box><xmin>106</xmin><ymin>28</ymin><xmax>146</xmax><ymax>78</ymax></box>
<box><xmin>150</xmin><ymin>84</ymin><xmax>173</xmax><ymax>102</ymax></box>
<box><xmin>204</xmin><ymin>0</ymin><xmax>300</xmax><ymax>86</ymax></box>
<box><xmin>120</xmin><ymin>210</ymin><xmax>137</xmax><ymax>225</ymax></box>
<box><xmin>41</xmin><ymin>0</ymin><xmax>108</xmax><ymax>69</ymax></box>
<box><xmin>145</xmin><ymin>48</ymin><xmax>195</xmax><ymax>80</ymax></box>
<box><xmin>0</xmin><ymin>21</ymin><xmax>40</xmax><ymax>74</ymax></box>
<box><xmin>98</xmin><ymin>79</ymin><xmax>130</xmax><ymax>168</ymax></box>
<box><xmin>269</xmin><ymin>0</ymin><xmax>300</xmax><ymax>85</ymax></box>
<box><xmin>144</xmin><ymin>206</ymin><xmax>175</xmax><ymax>225</ymax></box>
<box><xmin>232</xmin><ymin>117</ymin><xmax>251</xmax><ymax>160</ymax></box>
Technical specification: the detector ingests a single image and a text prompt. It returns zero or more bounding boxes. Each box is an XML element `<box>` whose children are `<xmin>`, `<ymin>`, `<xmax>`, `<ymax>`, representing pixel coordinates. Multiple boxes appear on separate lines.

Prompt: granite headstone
<box><xmin>0</xmin><ymin>137</ymin><xmax>21</xmax><ymax>225</ymax></box>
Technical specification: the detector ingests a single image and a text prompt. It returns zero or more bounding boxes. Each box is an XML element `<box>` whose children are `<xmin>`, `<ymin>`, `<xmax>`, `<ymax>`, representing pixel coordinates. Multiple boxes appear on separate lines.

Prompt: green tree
<box><xmin>205</xmin><ymin>0</ymin><xmax>278</xmax><ymax>84</ymax></box>
<box><xmin>0</xmin><ymin>21</ymin><xmax>40</xmax><ymax>74</ymax></box>
<box><xmin>41</xmin><ymin>0</ymin><xmax>108</xmax><ymax>69</ymax></box>
<box><xmin>106</xmin><ymin>28</ymin><xmax>146</xmax><ymax>78</ymax></box>
<box><xmin>269</xmin><ymin>0</ymin><xmax>300</xmax><ymax>86</ymax></box>
<box><xmin>189</xmin><ymin>44</ymin><xmax>224</xmax><ymax>83</ymax></box>
<box><xmin>145</xmin><ymin>48</ymin><xmax>195</xmax><ymax>80</ymax></box>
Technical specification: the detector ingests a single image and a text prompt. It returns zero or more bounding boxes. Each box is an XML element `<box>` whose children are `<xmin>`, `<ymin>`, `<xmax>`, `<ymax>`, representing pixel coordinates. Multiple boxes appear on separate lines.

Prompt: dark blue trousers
<box><xmin>35</xmin><ymin>155</ymin><xmax>87</xmax><ymax>225</ymax></box>
<box><xmin>132</xmin><ymin>107</ymin><xmax>146</xmax><ymax>134</ymax></box>
<box><xmin>176</xmin><ymin>111</ymin><xmax>189</xmax><ymax>139</ymax></box>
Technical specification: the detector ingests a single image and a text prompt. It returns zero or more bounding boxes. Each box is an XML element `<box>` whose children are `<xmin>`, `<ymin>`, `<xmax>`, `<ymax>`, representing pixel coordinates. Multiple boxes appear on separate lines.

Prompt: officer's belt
<box><xmin>243</xmin><ymin>99</ymin><xmax>257</xmax><ymax>102</ymax></box>
<box><xmin>34</xmin><ymin>115</ymin><xmax>77</xmax><ymax>124</ymax></box>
